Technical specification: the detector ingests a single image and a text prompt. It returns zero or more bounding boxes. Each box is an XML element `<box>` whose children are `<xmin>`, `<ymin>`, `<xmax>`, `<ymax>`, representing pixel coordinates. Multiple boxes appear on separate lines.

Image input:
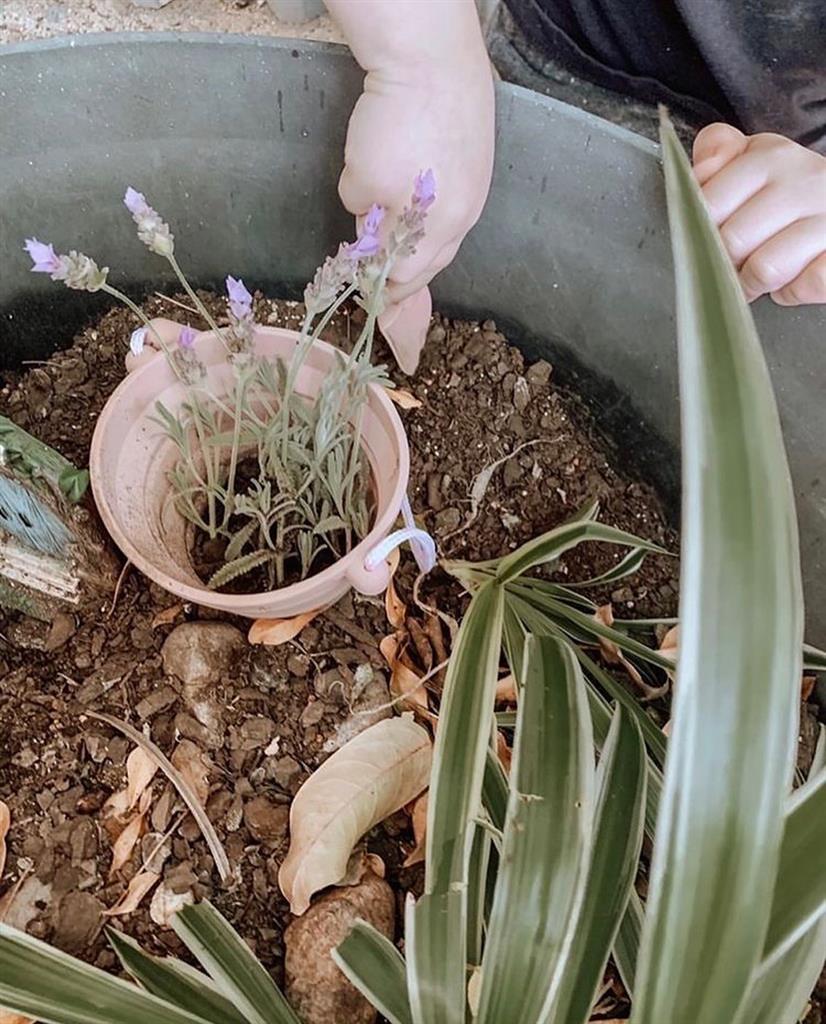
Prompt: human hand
<box><xmin>327</xmin><ymin>0</ymin><xmax>495</xmax><ymax>372</ymax></box>
<box><xmin>693</xmin><ymin>124</ymin><xmax>826</xmax><ymax>306</ymax></box>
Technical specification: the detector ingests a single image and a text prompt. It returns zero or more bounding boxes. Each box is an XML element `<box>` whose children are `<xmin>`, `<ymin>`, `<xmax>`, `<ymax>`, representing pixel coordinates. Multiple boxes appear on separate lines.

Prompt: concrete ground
<box><xmin>0</xmin><ymin>0</ymin><xmax>342</xmax><ymax>46</ymax></box>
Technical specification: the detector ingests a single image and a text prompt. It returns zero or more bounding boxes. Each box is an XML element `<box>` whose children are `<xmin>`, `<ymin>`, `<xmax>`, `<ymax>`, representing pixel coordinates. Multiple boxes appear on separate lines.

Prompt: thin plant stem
<box><xmin>166</xmin><ymin>253</ymin><xmax>231</xmax><ymax>351</ymax></box>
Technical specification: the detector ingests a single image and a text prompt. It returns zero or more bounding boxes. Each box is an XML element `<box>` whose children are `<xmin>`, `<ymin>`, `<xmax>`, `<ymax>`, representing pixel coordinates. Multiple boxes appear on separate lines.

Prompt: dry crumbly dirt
<box><xmin>0</xmin><ymin>292</ymin><xmax>820</xmax><ymax>1020</ymax></box>
<box><xmin>0</xmin><ymin>0</ymin><xmax>342</xmax><ymax>47</ymax></box>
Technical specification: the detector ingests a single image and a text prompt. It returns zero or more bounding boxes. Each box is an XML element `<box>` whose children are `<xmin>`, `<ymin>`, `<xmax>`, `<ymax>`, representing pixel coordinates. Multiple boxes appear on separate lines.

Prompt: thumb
<box><xmin>692</xmin><ymin>122</ymin><xmax>748</xmax><ymax>185</ymax></box>
<box><xmin>378</xmin><ymin>286</ymin><xmax>432</xmax><ymax>376</ymax></box>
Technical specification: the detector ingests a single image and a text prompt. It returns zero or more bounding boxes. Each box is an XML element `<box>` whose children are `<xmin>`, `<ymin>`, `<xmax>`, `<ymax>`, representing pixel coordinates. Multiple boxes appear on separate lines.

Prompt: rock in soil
<box><xmin>285</xmin><ymin>871</ymin><xmax>395</xmax><ymax>1024</ymax></box>
<box><xmin>162</xmin><ymin>621</ymin><xmax>246</xmax><ymax>697</ymax></box>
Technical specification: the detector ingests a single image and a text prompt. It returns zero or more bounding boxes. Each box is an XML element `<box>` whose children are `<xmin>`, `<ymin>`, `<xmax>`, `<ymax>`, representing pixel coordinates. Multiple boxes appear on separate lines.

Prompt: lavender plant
<box><xmin>25</xmin><ymin>171</ymin><xmax>435</xmax><ymax>589</ymax></box>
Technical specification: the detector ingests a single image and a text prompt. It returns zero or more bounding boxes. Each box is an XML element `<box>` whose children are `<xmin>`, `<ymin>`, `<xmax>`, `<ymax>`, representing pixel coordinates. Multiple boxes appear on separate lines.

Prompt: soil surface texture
<box><xmin>0</xmin><ymin>290</ymin><xmax>820</xmax><ymax>1021</ymax></box>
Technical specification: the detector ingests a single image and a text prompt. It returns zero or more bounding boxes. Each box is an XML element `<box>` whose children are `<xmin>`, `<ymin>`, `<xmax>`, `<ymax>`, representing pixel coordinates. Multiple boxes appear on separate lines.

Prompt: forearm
<box><xmin>324</xmin><ymin>0</ymin><xmax>487</xmax><ymax>72</ymax></box>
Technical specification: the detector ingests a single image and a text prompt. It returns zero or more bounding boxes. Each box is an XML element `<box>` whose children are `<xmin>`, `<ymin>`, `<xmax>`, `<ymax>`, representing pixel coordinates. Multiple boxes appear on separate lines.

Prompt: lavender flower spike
<box><xmin>345</xmin><ymin>202</ymin><xmax>386</xmax><ymax>260</ymax></box>
<box><xmin>123</xmin><ymin>187</ymin><xmax>175</xmax><ymax>257</ymax></box>
<box><xmin>179</xmin><ymin>325</ymin><xmax>197</xmax><ymax>349</ymax></box>
<box><xmin>226</xmin><ymin>276</ymin><xmax>253</xmax><ymax>320</ymax></box>
<box><xmin>413</xmin><ymin>169</ymin><xmax>436</xmax><ymax>210</ymax></box>
<box><xmin>24</xmin><ymin>238</ymin><xmax>62</xmax><ymax>275</ymax></box>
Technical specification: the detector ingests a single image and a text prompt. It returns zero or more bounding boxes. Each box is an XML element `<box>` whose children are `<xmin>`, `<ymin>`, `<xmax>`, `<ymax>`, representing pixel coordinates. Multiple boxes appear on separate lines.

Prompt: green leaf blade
<box><xmin>545</xmin><ymin>705</ymin><xmax>647</xmax><ymax>1024</ymax></box>
<box><xmin>173</xmin><ymin>902</ymin><xmax>301</xmax><ymax>1024</ymax></box>
<box><xmin>0</xmin><ymin>923</ymin><xmax>211</xmax><ymax>1024</ymax></box>
<box><xmin>477</xmin><ymin>635</ymin><xmax>595</xmax><ymax>1024</ymax></box>
<box><xmin>630</xmin><ymin>113</ymin><xmax>804</xmax><ymax>1024</ymax></box>
<box><xmin>333</xmin><ymin>921</ymin><xmax>413</xmax><ymax>1024</ymax></box>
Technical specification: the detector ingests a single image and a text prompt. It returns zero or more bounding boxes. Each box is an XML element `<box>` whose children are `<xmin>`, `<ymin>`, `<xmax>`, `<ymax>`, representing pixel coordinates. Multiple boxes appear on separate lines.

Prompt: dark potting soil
<box><xmin>0</xmin><ymin>290</ymin><xmax>820</xmax><ymax>1020</ymax></box>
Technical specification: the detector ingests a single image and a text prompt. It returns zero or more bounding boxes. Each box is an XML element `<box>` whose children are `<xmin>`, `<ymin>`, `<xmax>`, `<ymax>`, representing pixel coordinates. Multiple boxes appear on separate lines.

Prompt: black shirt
<box><xmin>504</xmin><ymin>0</ymin><xmax>826</xmax><ymax>151</ymax></box>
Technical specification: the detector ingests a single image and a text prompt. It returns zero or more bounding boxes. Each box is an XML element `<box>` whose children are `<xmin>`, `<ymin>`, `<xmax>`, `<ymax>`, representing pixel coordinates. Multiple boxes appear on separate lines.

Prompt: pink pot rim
<box><xmin>89</xmin><ymin>326</ymin><xmax>410</xmax><ymax>613</ymax></box>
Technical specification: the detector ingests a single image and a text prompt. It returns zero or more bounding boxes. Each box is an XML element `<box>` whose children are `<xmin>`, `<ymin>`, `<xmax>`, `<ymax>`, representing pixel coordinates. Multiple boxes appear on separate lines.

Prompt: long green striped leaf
<box><xmin>630</xmin><ymin>113</ymin><xmax>803</xmax><ymax>1024</ymax></box>
<box><xmin>477</xmin><ymin>636</ymin><xmax>595</xmax><ymax>1024</ymax></box>
<box><xmin>613</xmin><ymin>890</ymin><xmax>645</xmax><ymax>997</ymax></box>
<box><xmin>173</xmin><ymin>902</ymin><xmax>301</xmax><ymax>1024</ymax></box>
<box><xmin>0</xmin><ymin>923</ymin><xmax>211</xmax><ymax>1024</ymax></box>
<box><xmin>405</xmin><ymin>891</ymin><xmax>466</xmax><ymax>1024</ymax></box>
<box><xmin>425</xmin><ymin>581</ymin><xmax>505</xmax><ymax>894</ymax></box>
<box><xmin>106</xmin><ymin>929</ymin><xmax>246</xmax><ymax>1024</ymax></box>
<box><xmin>739</xmin><ymin>917</ymin><xmax>826</xmax><ymax>1024</ymax></box>
<box><xmin>508</xmin><ymin>580</ymin><xmax>675</xmax><ymax>672</ymax></box>
<box><xmin>333</xmin><ymin>921</ymin><xmax>413</xmax><ymax>1024</ymax></box>
<box><xmin>762</xmin><ymin>769</ymin><xmax>826</xmax><ymax>966</ymax></box>
<box><xmin>409</xmin><ymin>581</ymin><xmax>504</xmax><ymax>1023</ymax></box>
<box><xmin>545</xmin><ymin>705</ymin><xmax>647</xmax><ymax>1024</ymax></box>
<box><xmin>495</xmin><ymin>521</ymin><xmax>668</xmax><ymax>585</ymax></box>
<box><xmin>467</xmin><ymin>826</ymin><xmax>493</xmax><ymax>967</ymax></box>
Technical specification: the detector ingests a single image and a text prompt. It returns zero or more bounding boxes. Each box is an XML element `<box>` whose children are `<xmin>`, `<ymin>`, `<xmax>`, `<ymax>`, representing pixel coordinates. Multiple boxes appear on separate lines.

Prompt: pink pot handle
<box><xmin>346</xmin><ymin>557</ymin><xmax>392</xmax><ymax>597</ymax></box>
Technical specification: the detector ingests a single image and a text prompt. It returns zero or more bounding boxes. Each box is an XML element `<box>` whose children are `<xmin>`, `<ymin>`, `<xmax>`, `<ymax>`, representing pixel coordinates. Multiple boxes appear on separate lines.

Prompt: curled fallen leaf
<box><xmin>279</xmin><ymin>715</ymin><xmax>432</xmax><ymax>915</ymax></box>
<box><xmin>249</xmin><ymin>608</ymin><xmax>320</xmax><ymax>646</ymax></box>
<box><xmin>382</xmin><ymin>634</ymin><xmax>430</xmax><ymax>719</ymax></box>
<box><xmin>385</xmin><ymin>386</ymin><xmax>423</xmax><ymax>410</ymax></box>
<box><xmin>151</xmin><ymin>603</ymin><xmax>184</xmax><ymax>629</ymax></box>
<box><xmin>403</xmin><ymin>792</ymin><xmax>428</xmax><ymax>868</ymax></box>
<box><xmin>496</xmin><ymin>731</ymin><xmax>512</xmax><ymax>773</ymax></box>
<box><xmin>170</xmin><ymin>740</ymin><xmax>212</xmax><ymax>807</ymax></box>
<box><xmin>0</xmin><ymin>1012</ymin><xmax>34</xmax><ymax>1024</ymax></box>
<box><xmin>802</xmin><ymin>675</ymin><xmax>816</xmax><ymax>703</ymax></box>
<box><xmin>385</xmin><ymin>575</ymin><xmax>406</xmax><ymax>631</ymax></box>
<box><xmin>126</xmin><ymin>747</ymin><xmax>159</xmax><ymax>811</ymax></box>
<box><xmin>102</xmin><ymin>870</ymin><xmax>160</xmax><ymax>917</ymax></box>
<box><xmin>595</xmin><ymin>605</ymin><xmax>668</xmax><ymax>701</ymax></box>
<box><xmin>109</xmin><ymin>788</ymin><xmax>152</xmax><ymax>878</ymax></box>
<box><xmin>659</xmin><ymin>624</ymin><xmax>680</xmax><ymax>678</ymax></box>
<box><xmin>0</xmin><ymin>801</ymin><xmax>9</xmax><ymax>880</ymax></box>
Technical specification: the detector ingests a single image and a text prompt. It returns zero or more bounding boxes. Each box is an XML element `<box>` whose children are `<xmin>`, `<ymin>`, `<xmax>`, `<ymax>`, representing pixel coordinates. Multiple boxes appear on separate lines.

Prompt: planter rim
<box><xmin>0</xmin><ymin>29</ymin><xmax>659</xmax><ymax>160</ymax></box>
<box><xmin>89</xmin><ymin>324</ymin><xmax>410</xmax><ymax>615</ymax></box>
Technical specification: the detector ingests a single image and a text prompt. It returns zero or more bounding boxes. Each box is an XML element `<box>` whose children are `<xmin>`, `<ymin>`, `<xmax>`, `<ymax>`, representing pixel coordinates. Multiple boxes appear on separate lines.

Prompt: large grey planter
<box><xmin>1</xmin><ymin>34</ymin><xmax>825</xmax><ymax>641</ymax></box>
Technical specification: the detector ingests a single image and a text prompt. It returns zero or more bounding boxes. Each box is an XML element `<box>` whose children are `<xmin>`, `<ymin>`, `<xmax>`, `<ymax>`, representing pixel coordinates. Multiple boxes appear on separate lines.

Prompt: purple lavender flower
<box><xmin>124</xmin><ymin>187</ymin><xmax>151</xmax><ymax>218</ymax></box>
<box><xmin>363</xmin><ymin>203</ymin><xmax>385</xmax><ymax>236</ymax></box>
<box><xmin>226</xmin><ymin>276</ymin><xmax>253</xmax><ymax>320</ymax></box>
<box><xmin>179</xmin><ymin>325</ymin><xmax>197</xmax><ymax>349</ymax></box>
<box><xmin>413</xmin><ymin>169</ymin><xmax>436</xmax><ymax>210</ymax></box>
<box><xmin>345</xmin><ymin>202</ymin><xmax>387</xmax><ymax>261</ymax></box>
<box><xmin>123</xmin><ymin>187</ymin><xmax>175</xmax><ymax>257</ymax></box>
<box><xmin>24</xmin><ymin>238</ymin><xmax>62</xmax><ymax>275</ymax></box>
<box><xmin>345</xmin><ymin>233</ymin><xmax>381</xmax><ymax>259</ymax></box>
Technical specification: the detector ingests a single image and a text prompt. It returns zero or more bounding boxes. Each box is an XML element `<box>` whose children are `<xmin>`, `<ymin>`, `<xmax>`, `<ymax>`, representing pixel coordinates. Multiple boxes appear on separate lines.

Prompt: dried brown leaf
<box><xmin>109</xmin><ymin>809</ymin><xmax>146</xmax><ymax>878</ymax></box>
<box><xmin>87</xmin><ymin>711</ymin><xmax>231</xmax><ymax>882</ymax></box>
<box><xmin>385</xmin><ymin>574</ymin><xmax>406</xmax><ymax>631</ymax></box>
<box><xmin>279</xmin><ymin>715</ymin><xmax>432</xmax><ymax>915</ymax></box>
<box><xmin>126</xmin><ymin>747</ymin><xmax>159</xmax><ymax>811</ymax></box>
<box><xmin>382</xmin><ymin>634</ymin><xmax>430</xmax><ymax>719</ymax></box>
<box><xmin>0</xmin><ymin>1012</ymin><xmax>34</xmax><ymax>1024</ymax></box>
<box><xmin>151</xmin><ymin>604</ymin><xmax>184</xmax><ymax>629</ymax></box>
<box><xmin>385</xmin><ymin>387</ymin><xmax>423</xmax><ymax>410</ymax></box>
<box><xmin>0</xmin><ymin>801</ymin><xmax>9</xmax><ymax>880</ymax></box>
<box><xmin>802</xmin><ymin>675</ymin><xmax>816</xmax><ymax>703</ymax></box>
<box><xmin>403</xmin><ymin>792</ymin><xmax>428</xmax><ymax>867</ymax></box>
<box><xmin>170</xmin><ymin>740</ymin><xmax>212</xmax><ymax>807</ymax></box>
<box><xmin>249</xmin><ymin>609</ymin><xmax>320</xmax><ymax>646</ymax></box>
<box><xmin>496</xmin><ymin>731</ymin><xmax>512</xmax><ymax>773</ymax></box>
<box><xmin>595</xmin><ymin>605</ymin><xmax>669</xmax><ymax>701</ymax></box>
<box><xmin>102</xmin><ymin>871</ymin><xmax>161</xmax><ymax>917</ymax></box>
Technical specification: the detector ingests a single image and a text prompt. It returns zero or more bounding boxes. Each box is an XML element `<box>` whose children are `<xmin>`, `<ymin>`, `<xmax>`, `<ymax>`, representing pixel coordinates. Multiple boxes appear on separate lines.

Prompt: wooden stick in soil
<box><xmin>85</xmin><ymin>711</ymin><xmax>231</xmax><ymax>882</ymax></box>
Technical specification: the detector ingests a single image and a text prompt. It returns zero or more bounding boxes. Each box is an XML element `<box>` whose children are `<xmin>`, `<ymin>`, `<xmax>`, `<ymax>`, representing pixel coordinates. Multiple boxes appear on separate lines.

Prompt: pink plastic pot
<box><xmin>90</xmin><ymin>321</ymin><xmax>409</xmax><ymax>618</ymax></box>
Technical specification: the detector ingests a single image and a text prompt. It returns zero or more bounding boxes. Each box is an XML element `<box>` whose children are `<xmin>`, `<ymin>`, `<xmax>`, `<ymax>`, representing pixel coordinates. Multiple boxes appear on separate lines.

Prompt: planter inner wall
<box><xmin>2</xmin><ymin>34</ymin><xmax>825</xmax><ymax>641</ymax></box>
